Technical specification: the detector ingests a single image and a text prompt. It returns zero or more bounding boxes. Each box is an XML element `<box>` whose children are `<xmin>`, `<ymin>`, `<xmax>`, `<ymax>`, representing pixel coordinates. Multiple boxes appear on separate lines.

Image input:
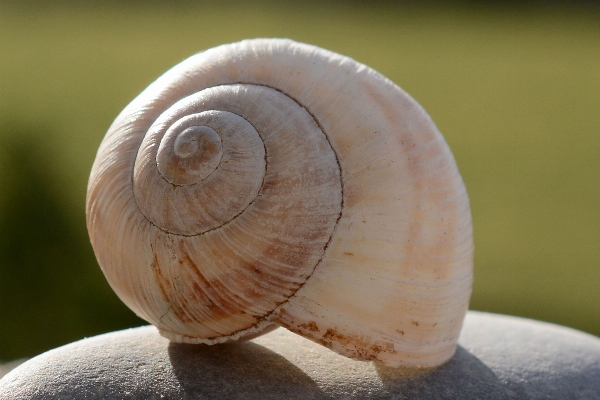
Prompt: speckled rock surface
<box><xmin>0</xmin><ymin>360</ymin><xmax>26</xmax><ymax>380</ymax></box>
<box><xmin>1</xmin><ymin>311</ymin><xmax>599</xmax><ymax>399</ymax></box>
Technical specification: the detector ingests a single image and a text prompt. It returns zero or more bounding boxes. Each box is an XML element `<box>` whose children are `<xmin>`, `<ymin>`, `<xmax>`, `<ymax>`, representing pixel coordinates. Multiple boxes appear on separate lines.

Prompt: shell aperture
<box><xmin>87</xmin><ymin>39</ymin><xmax>473</xmax><ymax>368</ymax></box>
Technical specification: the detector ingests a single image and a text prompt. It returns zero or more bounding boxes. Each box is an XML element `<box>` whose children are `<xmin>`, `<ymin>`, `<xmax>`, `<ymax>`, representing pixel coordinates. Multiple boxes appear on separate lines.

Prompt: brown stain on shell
<box><xmin>276</xmin><ymin>305</ymin><xmax>400</xmax><ymax>363</ymax></box>
<box><xmin>177</xmin><ymin>240</ymin><xmax>254</xmax><ymax>321</ymax></box>
<box><xmin>151</xmin><ymin>250</ymin><xmax>194</xmax><ymax>324</ymax></box>
<box><xmin>298</xmin><ymin>321</ymin><xmax>320</xmax><ymax>332</ymax></box>
<box><xmin>318</xmin><ymin>328</ymin><xmax>397</xmax><ymax>361</ymax></box>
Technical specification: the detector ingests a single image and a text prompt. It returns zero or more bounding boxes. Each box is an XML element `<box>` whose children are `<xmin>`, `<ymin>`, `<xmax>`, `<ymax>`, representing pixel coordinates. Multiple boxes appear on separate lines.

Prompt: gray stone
<box><xmin>0</xmin><ymin>359</ymin><xmax>26</xmax><ymax>380</ymax></box>
<box><xmin>1</xmin><ymin>311</ymin><xmax>599</xmax><ymax>399</ymax></box>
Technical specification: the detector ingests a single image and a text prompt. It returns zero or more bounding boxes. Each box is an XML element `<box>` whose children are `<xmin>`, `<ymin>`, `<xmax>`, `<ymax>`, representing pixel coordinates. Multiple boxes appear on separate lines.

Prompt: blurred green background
<box><xmin>0</xmin><ymin>1</ymin><xmax>599</xmax><ymax>361</ymax></box>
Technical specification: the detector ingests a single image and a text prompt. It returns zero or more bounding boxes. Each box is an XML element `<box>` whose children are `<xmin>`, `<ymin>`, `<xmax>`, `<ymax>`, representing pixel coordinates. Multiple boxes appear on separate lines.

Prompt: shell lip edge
<box><xmin>157</xmin><ymin>320</ymin><xmax>279</xmax><ymax>345</ymax></box>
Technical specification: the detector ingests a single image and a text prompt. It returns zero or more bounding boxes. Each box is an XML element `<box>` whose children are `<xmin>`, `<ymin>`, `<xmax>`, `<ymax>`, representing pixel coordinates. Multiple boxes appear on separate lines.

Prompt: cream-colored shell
<box><xmin>86</xmin><ymin>38</ymin><xmax>473</xmax><ymax>368</ymax></box>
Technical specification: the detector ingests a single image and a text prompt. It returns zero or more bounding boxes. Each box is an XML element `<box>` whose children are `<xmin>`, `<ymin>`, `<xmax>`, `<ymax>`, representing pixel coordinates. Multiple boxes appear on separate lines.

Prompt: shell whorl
<box><xmin>87</xmin><ymin>39</ymin><xmax>473</xmax><ymax>368</ymax></box>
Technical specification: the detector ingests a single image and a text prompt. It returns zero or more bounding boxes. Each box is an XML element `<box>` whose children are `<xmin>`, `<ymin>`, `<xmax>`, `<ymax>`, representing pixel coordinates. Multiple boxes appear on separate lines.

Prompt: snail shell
<box><xmin>86</xmin><ymin>38</ymin><xmax>473</xmax><ymax>368</ymax></box>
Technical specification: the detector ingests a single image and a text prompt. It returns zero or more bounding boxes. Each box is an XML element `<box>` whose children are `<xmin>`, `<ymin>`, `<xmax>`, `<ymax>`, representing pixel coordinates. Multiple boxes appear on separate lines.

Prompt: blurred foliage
<box><xmin>0</xmin><ymin>0</ymin><xmax>599</xmax><ymax>360</ymax></box>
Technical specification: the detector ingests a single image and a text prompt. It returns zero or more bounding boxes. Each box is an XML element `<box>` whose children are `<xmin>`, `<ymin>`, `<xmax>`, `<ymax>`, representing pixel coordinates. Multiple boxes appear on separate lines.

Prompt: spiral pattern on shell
<box><xmin>87</xmin><ymin>39</ymin><xmax>473</xmax><ymax>368</ymax></box>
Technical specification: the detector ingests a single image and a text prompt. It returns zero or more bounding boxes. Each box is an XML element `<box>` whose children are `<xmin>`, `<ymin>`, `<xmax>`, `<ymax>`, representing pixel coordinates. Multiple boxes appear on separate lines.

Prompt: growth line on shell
<box><xmin>131</xmin><ymin>110</ymin><xmax>267</xmax><ymax>238</ymax></box>
<box><xmin>130</xmin><ymin>81</ymin><xmax>345</xmax><ymax>338</ymax></box>
<box><xmin>132</xmin><ymin>82</ymin><xmax>345</xmax><ymax>241</ymax></box>
<box><xmin>141</xmin><ymin>81</ymin><xmax>346</xmax><ymax>336</ymax></box>
<box><xmin>221</xmin><ymin>82</ymin><xmax>346</xmax><ymax>332</ymax></box>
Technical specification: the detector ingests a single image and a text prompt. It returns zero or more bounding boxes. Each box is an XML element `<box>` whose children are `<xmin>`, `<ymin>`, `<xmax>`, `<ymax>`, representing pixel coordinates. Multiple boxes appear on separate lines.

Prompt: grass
<box><xmin>0</xmin><ymin>1</ymin><xmax>599</xmax><ymax>359</ymax></box>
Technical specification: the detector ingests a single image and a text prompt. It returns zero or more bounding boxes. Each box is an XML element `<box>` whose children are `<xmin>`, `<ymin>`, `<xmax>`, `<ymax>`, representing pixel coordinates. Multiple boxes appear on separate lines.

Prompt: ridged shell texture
<box><xmin>86</xmin><ymin>38</ymin><xmax>473</xmax><ymax>368</ymax></box>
